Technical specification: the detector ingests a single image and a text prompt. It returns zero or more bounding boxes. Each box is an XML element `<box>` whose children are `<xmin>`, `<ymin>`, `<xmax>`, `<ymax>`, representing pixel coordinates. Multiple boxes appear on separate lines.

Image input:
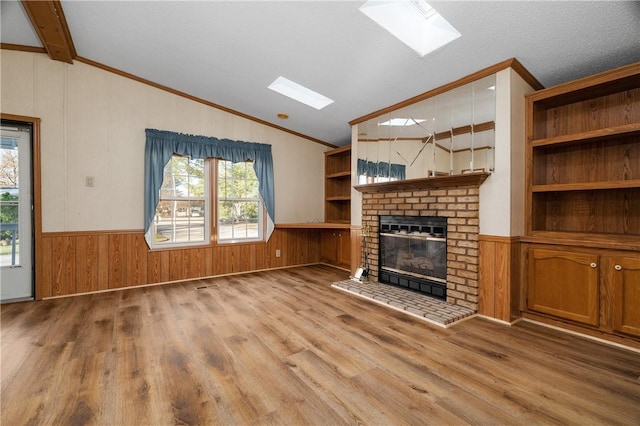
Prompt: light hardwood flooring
<box><xmin>2</xmin><ymin>264</ymin><xmax>639</xmax><ymax>425</ymax></box>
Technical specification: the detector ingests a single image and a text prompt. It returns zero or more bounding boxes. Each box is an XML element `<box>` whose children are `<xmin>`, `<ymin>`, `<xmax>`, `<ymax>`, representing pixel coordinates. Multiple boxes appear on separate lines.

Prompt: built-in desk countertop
<box><xmin>275</xmin><ymin>223</ymin><xmax>351</xmax><ymax>230</ymax></box>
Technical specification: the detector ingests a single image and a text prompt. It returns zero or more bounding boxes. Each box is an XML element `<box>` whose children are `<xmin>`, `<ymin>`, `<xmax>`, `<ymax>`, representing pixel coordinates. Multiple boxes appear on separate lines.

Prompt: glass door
<box><xmin>1</xmin><ymin>122</ymin><xmax>33</xmax><ymax>301</ymax></box>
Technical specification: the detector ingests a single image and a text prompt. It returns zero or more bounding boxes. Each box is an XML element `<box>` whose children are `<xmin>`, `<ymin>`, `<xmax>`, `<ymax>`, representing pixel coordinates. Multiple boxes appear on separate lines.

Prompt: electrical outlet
<box><xmin>275</xmin><ymin>249</ymin><xmax>281</xmax><ymax>257</ymax></box>
<box><xmin>86</xmin><ymin>176</ymin><xmax>94</xmax><ymax>187</ymax></box>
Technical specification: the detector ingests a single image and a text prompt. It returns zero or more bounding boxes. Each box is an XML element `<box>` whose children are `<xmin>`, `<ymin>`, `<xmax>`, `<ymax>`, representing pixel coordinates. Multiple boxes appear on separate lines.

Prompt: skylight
<box><xmin>379</xmin><ymin>118</ymin><xmax>425</xmax><ymax>126</ymax></box>
<box><xmin>359</xmin><ymin>0</ymin><xmax>461</xmax><ymax>57</ymax></box>
<box><xmin>268</xmin><ymin>76</ymin><xmax>334</xmax><ymax>110</ymax></box>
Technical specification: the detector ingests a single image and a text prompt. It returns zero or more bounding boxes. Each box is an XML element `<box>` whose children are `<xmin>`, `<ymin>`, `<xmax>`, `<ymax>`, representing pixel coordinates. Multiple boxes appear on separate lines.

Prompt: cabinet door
<box><xmin>609</xmin><ymin>256</ymin><xmax>640</xmax><ymax>337</ymax></box>
<box><xmin>527</xmin><ymin>248</ymin><xmax>599</xmax><ymax>326</ymax></box>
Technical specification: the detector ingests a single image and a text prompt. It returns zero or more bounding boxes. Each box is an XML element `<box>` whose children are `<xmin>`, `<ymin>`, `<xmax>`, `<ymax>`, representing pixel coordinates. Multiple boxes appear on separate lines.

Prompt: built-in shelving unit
<box><xmin>526</xmin><ymin>65</ymin><xmax>640</xmax><ymax>242</ymax></box>
<box><xmin>523</xmin><ymin>61</ymin><xmax>640</xmax><ymax>343</ymax></box>
<box><xmin>324</xmin><ymin>145</ymin><xmax>352</xmax><ymax>223</ymax></box>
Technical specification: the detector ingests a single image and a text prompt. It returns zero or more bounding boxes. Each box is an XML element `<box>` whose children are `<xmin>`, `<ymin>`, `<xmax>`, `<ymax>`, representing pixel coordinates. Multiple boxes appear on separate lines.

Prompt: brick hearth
<box><xmin>360</xmin><ymin>185</ymin><xmax>480</xmax><ymax>310</ymax></box>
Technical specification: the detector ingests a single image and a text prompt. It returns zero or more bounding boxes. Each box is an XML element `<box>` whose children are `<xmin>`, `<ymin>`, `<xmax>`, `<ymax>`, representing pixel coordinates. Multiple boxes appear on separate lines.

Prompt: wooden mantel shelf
<box><xmin>354</xmin><ymin>172</ymin><xmax>490</xmax><ymax>193</ymax></box>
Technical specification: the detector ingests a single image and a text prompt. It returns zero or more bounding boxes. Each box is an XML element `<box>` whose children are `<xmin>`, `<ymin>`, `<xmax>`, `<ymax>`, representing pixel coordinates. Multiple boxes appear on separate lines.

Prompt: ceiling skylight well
<box><xmin>268</xmin><ymin>76</ymin><xmax>334</xmax><ymax>110</ymax></box>
<box><xmin>359</xmin><ymin>0</ymin><xmax>461</xmax><ymax>57</ymax></box>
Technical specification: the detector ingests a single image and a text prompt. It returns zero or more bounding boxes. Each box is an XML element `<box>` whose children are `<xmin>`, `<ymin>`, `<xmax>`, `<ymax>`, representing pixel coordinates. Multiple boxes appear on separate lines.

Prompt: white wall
<box><xmin>1</xmin><ymin>50</ymin><xmax>327</xmax><ymax>232</ymax></box>
<box><xmin>509</xmin><ymin>68</ymin><xmax>532</xmax><ymax>236</ymax></box>
<box><xmin>351</xmin><ymin>125</ymin><xmax>361</xmax><ymax>226</ymax></box>
<box><xmin>479</xmin><ymin>68</ymin><xmax>534</xmax><ymax>236</ymax></box>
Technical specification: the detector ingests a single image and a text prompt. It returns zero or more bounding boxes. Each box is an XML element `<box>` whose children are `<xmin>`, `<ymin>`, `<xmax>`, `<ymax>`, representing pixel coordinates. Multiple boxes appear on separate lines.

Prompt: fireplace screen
<box><xmin>379</xmin><ymin>216</ymin><xmax>447</xmax><ymax>299</ymax></box>
<box><xmin>380</xmin><ymin>234</ymin><xmax>446</xmax><ymax>282</ymax></box>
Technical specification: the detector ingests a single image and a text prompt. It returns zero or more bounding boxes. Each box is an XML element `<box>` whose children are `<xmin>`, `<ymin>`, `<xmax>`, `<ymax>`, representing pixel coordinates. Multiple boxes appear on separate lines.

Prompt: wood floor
<box><xmin>2</xmin><ymin>265</ymin><xmax>639</xmax><ymax>425</ymax></box>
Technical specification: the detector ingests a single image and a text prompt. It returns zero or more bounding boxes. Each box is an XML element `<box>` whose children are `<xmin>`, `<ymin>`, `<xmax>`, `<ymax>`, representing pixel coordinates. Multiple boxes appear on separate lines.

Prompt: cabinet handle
<box><xmin>614</xmin><ymin>264</ymin><xmax>622</xmax><ymax>271</ymax></box>
<box><xmin>590</xmin><ymin>263</ymin><xmax>597</xmax><ymax>268</ymax></box>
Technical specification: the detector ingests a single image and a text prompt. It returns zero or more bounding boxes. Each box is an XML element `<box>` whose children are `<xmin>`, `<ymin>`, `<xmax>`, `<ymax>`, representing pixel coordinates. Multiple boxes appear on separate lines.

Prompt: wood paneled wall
<box><xmin>37</xmin><ymin>228</ymin><xmax>321</xmax><ymax>299</ymax></box>
<box><xmin>478</xmin><ymin>235</ymin><xmax>521</xmax><ymax>323</ymax></box>
<box><xmin>350</xmin><ymin>226</ymin><xmax>362</xmax><ymax>276</ymax></box>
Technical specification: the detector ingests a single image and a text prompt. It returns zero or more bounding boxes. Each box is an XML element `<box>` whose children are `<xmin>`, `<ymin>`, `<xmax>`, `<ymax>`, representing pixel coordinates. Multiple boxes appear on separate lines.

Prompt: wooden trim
<box><xmin>350</xmin><ymin>226</ymin><xmax>362</xmax><ymax>276</ymax></box>
<box><xmin>0</xmin><ymin>43</ymin><xmax>46</xmax><ymax>54</ymax></box>
<box><xmin>73</xmin><ymin>56</ymin><xmax>336</xmax><ymax>149</ymax></box>
<box><xmin>349</xmin><ymin>58</ymin><xmax>542</xmax><ymax>126</ymax></box>
<box><xmin>509</xmin><ymin>58</ymin><xmax>544</xmax><ymax>92</ymax></box>
<box><xmin>21</xmin><ymin>0</ymin><xmax>76</xmax><ymax>63</ymax></box>
<box><xmin>358</xmin><ymin>137</ymin><xmax>425</xmax><ymax>143</ymax></box>
<box><xmin>525</xmin><ymin>61</ymin><xmax>640</xmax><ymax>104</ymax></box>
<box><xmin>434</xmin><ymin>121</ymin><xmax>495</xmax><ymax>141</ymax></box>
<box><xmin>520</xmin><ymin>234</ymin><xmax>640</xmax><ymax>252</ymax></box>
<box><xmin>42</xmin><ymin>229</ymin><xmax>143</xmax><ymax>237</ymax></box>
<box><xmin>452</xmin><ymin>146</ymin><xmax>492</xmax><ymax>154</ymax></box>
<box><xmin>1</xmin><ymin>113</ymin><xmax>42</xmax><ymax>299</ymax></box>
<box><xmin>522</xmin><ymin>314</ymin><xmax>640</xmax><ymax>351</ymax></box>
<box><xmin>479</xmin><ymin>235</ymin><xmax>521</xmax><ymax>244</ymax></box>
<box><xmin>354</xmin><ymin>172</ymin><xmax>489</xmax><ymax>193</ymax></box>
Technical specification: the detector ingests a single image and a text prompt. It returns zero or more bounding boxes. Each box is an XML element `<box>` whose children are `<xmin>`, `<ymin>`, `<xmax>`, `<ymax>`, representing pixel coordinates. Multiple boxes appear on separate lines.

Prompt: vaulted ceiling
<box><xmin>2</xmin><ymin>1</ymin><xmax>640</xmax><ymax>147</ymax></box>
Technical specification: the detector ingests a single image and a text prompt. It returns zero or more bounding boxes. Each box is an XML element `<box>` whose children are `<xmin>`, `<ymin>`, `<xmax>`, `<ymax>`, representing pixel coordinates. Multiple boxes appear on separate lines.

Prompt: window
<box><xmin>217</xmin><ymin>160</ymin><xmax>263</xmax><ymax>242</ymax></box>
<box><xmin>144</xmin><ymin>129</ymin><xmax>275</xmax><ymax>248</ymax></box>
<box><xmin>358</xmin><ymin>175</ymin><xmax>397</xmax><ymax>185</ymax></box>
<box><xmin>151</xmin><ymin>155</ymin><xmax>209</xmax><ymax>247</ymax></box>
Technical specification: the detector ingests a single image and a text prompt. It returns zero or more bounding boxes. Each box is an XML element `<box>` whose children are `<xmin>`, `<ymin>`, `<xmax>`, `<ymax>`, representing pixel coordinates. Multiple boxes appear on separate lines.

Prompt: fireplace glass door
<box><xmin>380</xmin><ymin>234</ymin><xmax>446</xmax><ymax>283</ymax></box>
<box><xmin>378</xmin><ymin>215</ymin><xmax>448</xmax><ymax>300</ymax></box>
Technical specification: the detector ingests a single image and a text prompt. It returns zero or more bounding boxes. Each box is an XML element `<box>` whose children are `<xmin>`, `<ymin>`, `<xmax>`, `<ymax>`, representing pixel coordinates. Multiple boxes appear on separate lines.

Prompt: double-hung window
<box><xmin>152</xmin><ymin>155</ymin><xmax>209</xmax><ymax>247</ymax></box>
<box><xmin>217</xmin><ymin>160</ymin><xmax>263</xmax><ymax>243</ymax></box>
<box><xmin>150</xmin><ymin>155</ymin><xmax>263</xmax><ymax>248</ymax></box>
<box><xmin>144</xmin><ymin>129</ymin><xmax>275</xmax><ymax>248</ymax></box>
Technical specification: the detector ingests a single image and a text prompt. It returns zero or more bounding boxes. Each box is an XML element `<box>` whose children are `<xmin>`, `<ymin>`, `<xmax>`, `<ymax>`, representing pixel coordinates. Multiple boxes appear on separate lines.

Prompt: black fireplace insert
<box><xmin>379</xmin><ymin>215</ymin><xmax>447</xmax><ymax>300</ymax></box>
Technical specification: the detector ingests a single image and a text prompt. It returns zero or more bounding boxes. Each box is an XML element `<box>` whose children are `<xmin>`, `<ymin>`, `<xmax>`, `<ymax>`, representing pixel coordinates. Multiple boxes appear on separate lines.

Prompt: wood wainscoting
<box><xmin>36</xmin><ymin>228</ymin><xmax>323</xmax><ymax>299</ymax></box>
<box><xmin>478</xmin><ymin>235</ymin><xmax>521</xmax><ymax>323</ymax></box>
<box><xmin>350</xmin><ymin>226</ymin><xmax>362</xmax><ymax>277</ymax></box>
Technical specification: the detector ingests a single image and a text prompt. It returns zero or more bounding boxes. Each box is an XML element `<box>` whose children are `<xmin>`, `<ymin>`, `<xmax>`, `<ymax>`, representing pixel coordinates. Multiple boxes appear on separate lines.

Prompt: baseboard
<box><xmin>522</xmin><ymin>318</ymin><xmax>640</xmax><ymax>354</ymax></box>
<box><xmin>476</xmin><ymin>314</ymin><xmax>523</xmax><ymax>326</ymax></box>
<box><xmin>41</xmin><ymin>262</ymin><xmax>325</xmax><ymax>300</ymax></box>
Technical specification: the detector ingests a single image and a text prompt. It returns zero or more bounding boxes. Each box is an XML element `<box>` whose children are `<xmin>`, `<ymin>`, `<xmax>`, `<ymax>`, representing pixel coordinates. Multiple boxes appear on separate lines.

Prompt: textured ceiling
<box><xmin>2</xmin><ymin>1</ymin><xmax>640</xmax><ymax>146</ymax></box>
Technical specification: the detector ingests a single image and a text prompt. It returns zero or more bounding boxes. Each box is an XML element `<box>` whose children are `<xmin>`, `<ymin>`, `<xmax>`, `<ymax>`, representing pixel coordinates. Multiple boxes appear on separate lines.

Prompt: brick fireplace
<box><xmin>356</xmin><ymin>174</ymin><xmax>488</xmax><ymax>310</ymax></box>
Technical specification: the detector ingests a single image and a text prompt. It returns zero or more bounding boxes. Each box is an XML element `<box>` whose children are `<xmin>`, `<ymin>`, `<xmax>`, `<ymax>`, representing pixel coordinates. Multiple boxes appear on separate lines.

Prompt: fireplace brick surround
<box><xmin>361</xmin><ymin>185</ymin><xmax>481</xmax><ymax>310</ymax></box>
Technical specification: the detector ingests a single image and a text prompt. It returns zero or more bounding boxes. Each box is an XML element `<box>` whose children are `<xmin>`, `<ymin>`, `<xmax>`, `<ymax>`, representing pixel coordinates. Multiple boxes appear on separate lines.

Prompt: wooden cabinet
<box><xmin>523</xmin><ymin>61</ymin><xmax>640</xmax><ymax>343</ymax></box>
<box><xmin>525</xmin><ymin>245</ymin><xmax>640</xmax><ymax>338</ymax></box>
<box><xmin>527</xmin><ymin>248</ymin><xmax>599</xmax><ymax>326</ymax></box>
<box><xmin>607</xmin><ymin>256</ymin><xmax>640</xmax><ymax>337</ymax></box>
<box><xmin>325</xmin><ymin>146</ymin><xmax>351</xmax><ymax>223</ymax></box>
<box><xmin>320</xmin><ymin>229</ymin><xmax>350</xmax><ymax>268</ymax></box>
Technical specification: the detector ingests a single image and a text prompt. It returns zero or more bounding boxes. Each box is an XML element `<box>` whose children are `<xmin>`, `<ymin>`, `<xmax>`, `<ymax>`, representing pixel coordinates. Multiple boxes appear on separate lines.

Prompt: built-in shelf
<box><xmin>354</xmin><ymin>172</ymin><xmax>490</xmax><ymax>193</ymax></box>
<box><xmin>327</xmin><ymin>171</ymin><xmax>351</xmax><ymax>179</ymax></box>
<box><xmin>532</xmin><ymin>180</ymin><xmax>640</xmax><ymax>192</ymax></box>
<box><xmin>521</xmin><ymin>233</ymin><xmax>640</xmax><ymax>251</ymax></box>
<box><xmin>325</xmin><ymin>146</ymin><xmax>352</xmax><ymax>223</ymax></box>
<box><xmin>530</xmin><ymin>123</ymin><xmax>640</xmax><ymax>147</ymax></box>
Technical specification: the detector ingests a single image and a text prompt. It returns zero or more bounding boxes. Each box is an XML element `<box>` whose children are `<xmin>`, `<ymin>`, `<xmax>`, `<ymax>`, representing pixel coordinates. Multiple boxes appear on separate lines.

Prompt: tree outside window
<box><xmin>217</xmin><ymin>160</ymin><xmax>262</xmax><ymax>242</ymax></box>
<box><xmin>153</xmin><ymin>155</ymin><xmax>208</xmax><ymax>246</ymax></box>
<box><xmin>0</xmin><ymin>138</ymin><xmax>19</xmax><ymax>251</ymax></box>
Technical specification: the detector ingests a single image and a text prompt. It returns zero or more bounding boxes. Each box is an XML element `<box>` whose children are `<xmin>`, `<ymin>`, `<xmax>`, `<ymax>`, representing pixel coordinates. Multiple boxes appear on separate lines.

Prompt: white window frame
<box><xmin>216</xmin><ymin>159</ymin><xmax>264</xmax><ymax>244</ymax></box>
<box><xmin>149</xmin><ymin>155</ymin><xmax>210</xmax><ymax>249</ymax></box>
<box><xmin>358</xmin><ymin>175</ymin><xmax>398</xmax><ymax>184</ymax></box>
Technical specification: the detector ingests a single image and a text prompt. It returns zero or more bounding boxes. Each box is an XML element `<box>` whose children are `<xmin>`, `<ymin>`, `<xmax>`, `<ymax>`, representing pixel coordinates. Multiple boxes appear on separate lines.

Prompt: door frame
<box><xmin>1</xmin><ymin>114</ymin><xmax>42</xmax><ymax>299</ymax></box>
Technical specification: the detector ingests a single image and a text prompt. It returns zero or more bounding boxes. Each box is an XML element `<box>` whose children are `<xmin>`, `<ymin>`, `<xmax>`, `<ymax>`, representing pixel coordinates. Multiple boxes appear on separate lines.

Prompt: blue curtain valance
<box><xmin>144</xmin><ymin>128</ymin><xmax>275</xmax><ymax>246</ymax></box>
<box><xmin>357</xmin><ymin>159</ymin><xmax>406</xmax><ymax>180</ymax></box>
